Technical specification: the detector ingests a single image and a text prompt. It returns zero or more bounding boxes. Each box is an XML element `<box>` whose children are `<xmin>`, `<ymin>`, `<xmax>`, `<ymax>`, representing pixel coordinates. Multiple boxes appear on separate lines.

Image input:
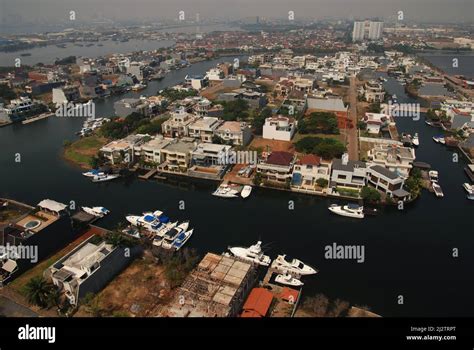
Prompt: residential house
<box><xmin>363</xmin><ymin>80</ymin><xmax>385</xmax><ymax>103</ymax></box>
<box><xmin>161</xmin><ymin>108</ymin><xmax>196</xmax><ymax>138</ymax></box>
<box><xmin>257</xmin><ymin>151</ymin><xmax>296</xmax><ymax>183</ymax></box>
<box><xmin>292</xmin><ymin>154</ymin><xmax>331</xmax><ymax>191</ymax></box>
<box><xmin>188</xmin><ymin>117</ymin><xmax>222</xmax><ymax>142</ymax></box>
<box><xmin>330</xmin><ymin>158</ymin><xmax>368</xmax><ymax>189</ymax></box>
<box><xmin>158</xmin><ymin>138</ymin><xmax>196</xmax><ymax>174</ymax></box>
<box><xmin>262</xmin><ymin>116</ymin><xmax>297</xmax><ymax>141</ymax></box>
<box><xmin>100</xmin><ymin>134</ymin><xmax>149</xmax><ymax>165</ymax></box>
<box><xmin>214</xmin><ymin>121</ymin><xmax>253</xmax><ymax>146</ymax></box>
<box><xmin>367</xmin><ymin>165</ymin><xmax>410</xmax><ymax>200</ymax></box>
<box><xmin>366</xmin><ymin>144</ymin><xmax>415</xmax><ymax>178</ymax></box>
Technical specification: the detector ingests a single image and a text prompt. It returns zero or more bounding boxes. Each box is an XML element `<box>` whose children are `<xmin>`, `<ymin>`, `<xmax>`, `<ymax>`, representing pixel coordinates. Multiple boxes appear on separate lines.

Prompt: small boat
<box><xmin>428</xmin><ymin>170</ymin><xmax>439</xmax><ymax>182</ymax></box>
<box><xmin>0</xmin><ymin>200</ymin><xmax>9</xmax><ymax>209</ymax></box>
<box><xmin>328</xmin><ymin>203</ymin><xmax>364</xmax><ymax>219</ymax></box>
<box><xmin>391</xmin><ymin>94</ymin><xmax>398</xmax><ymax>103</ymax></box>
<box><xmin>467</xmin><ymin>193</ymin><xmax>474</xmax><ymax>201</ymax></box>
<box><xmin>82</xmin><ymin>169</ymin><xmax>105</xmax><ymax>178</ymax></box>
<box><xmin>412</xmin><ymin>133</ymin><xmax>419</xmax><ymax>147</ymax></box>
<box><xmin>433</xmin><ymin>136</ymin><xmax>445</xmax><ymax>144</ymax></box>
<box><xmin>228</xmin><ymin>241</ymin><xmax>271</xmax><ymax>266</ymax></box>
<box><xmin>172</xmin><ymin>228</ymin><xmax>194</xmax><ymax>251</ymax></box>
<box><xmin>241</xmin><ymin>185</ymin><xmax>252</xmax><ymax>199</ymax></box>
<box><xmin>272</xmin><ymin>255</ymin><xmax>317</xmax><ymax>275</ymax></box>
<box><xmin>91</xmin><ymin>174</ymin><xmax>120</xmax><ymax>182</ymax></box>
<box><xmin>432</xmin><ymin>182</ymin><xmax>444</xmax><ymax>197</ymax></box>
<box><xmin>157</xmin><ymin>222</ymin><xmax>190</xmax><ymax>249</ymax></box>
<box><xmin>212</xmin><ymin>185</ymin><xmax>239</xmax><ymax>198</ymax></box>
<box><xmin>131</xmin><ymin>83</ymin><xmax>146</xmax><ymax>91</ymax></box>
<box><xmin>82</xmin><ymin>206</ymin><xmax>109</xmax><ymax>218</ymax></box>
<box><xmin>275</xmin><ymin>273</ymin><xmax>304</xmax><ymax>287</ymax></box>
<box><xmin>122</xmin><ymin>226</ymin><xmax>141</xmax><ymax>239</ymax></box>
<box><xmin>462</xmin><ymin>183</ymin><xmax>473</xmax><ymax>194</ymax></box>
<box><xmin>425</xmin><ymin>120</ymin><xmax>435</xmax><ymax>127</ymax></box>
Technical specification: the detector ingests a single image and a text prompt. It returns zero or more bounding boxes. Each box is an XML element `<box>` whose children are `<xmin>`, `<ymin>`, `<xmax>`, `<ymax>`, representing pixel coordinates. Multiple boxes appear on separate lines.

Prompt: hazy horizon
<box><xmin>1</xmin><ymin>0</ymin><xmax>474</xmax><ymax>28</ymax></box>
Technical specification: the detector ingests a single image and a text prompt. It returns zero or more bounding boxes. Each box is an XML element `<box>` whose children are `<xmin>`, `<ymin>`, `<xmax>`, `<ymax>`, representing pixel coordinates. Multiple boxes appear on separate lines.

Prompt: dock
<box><xmin>22</xmin><ymin>113</ymin><xmax>54</xmax><ymax>125</ymax></box>
<box><xmin>138</xmin><ymin>169</ymin><xmax>157</xmax><ymax>180</ymax></box>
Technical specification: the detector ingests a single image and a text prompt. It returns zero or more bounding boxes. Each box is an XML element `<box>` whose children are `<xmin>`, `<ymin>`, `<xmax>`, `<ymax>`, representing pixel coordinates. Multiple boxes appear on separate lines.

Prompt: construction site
<box><xmin>160</xmin><ymin>253</ymin><xmax>258</xmax><ymax>317</ymax></box>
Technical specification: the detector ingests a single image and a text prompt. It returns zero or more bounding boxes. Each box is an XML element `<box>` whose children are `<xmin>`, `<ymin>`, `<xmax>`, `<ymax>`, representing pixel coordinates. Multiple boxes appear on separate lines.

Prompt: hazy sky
<box><xmin>1</xmin><ymin>0</ymin><xmax>473</xmax><ymax>25</ymax></box>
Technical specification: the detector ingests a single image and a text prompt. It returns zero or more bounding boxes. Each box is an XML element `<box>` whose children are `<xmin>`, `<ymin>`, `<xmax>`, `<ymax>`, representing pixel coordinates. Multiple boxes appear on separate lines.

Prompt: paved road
<box><xmin>0</xmin><ymin>295</ymin><xmax>38</xmax><ymax>317</ymax></box>
<box><xmin>347</xmin><ymin>76</ymin><xmax>359</xmax><ymax>161</ymax></box>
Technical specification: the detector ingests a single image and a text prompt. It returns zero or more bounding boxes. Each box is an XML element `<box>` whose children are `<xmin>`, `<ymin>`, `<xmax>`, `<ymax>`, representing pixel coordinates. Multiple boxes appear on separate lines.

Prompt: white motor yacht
<box><xmin>328</xmin><ymin>204</ymin><xmax>365</xmax><ymax>219</ymax></box>
<box><xmin>126</xmin><ymin>210</ymin><xmax>165</xmax><ymax>231</ymax></box>
<box><xmin>429</xmin><ymin>170</ymin><xmax>439</xmax><ymax>182</ymax></box>
<box><xmin>228</xmin><ymin>241</ymin><xmax>271</xmax><ymax>266</ymax></box>
<box><xmin>275</xmin><ymin>273</ymin><xmax>304</xmax><ymax>287</ymax></box>
<box><xmin>272</xmin><ymin>255</ymin><xmax>318</xmax><ymax>275</ymax></box>
<box><xmin>212</xmin><ymin>185</ymin><xmax>239</xmax><ymax>198</ymax></box>
<box><xmin>82</xmin><ymin>206</ymin><xmax>109</xmax><ymax>218</ymax></box>
<box><xmin>172</xmin><ymin>228</ymin><xmax>194</xmax><ymax>251</ymax></box>
<box><xmin>432</xmin><ymin>182</ymin><xmax>444</xmax><ymax>198</ymax></box>
<box><xmin>412</xmin><ymin>133</ymin><xmax>419</xmax><ymax>147</ymax></box>
<box><xmin>82</xmin><ymin>169</ymin><xmax>105</xmax><ymax>178</ymax></box>
<box><xmin>241</xmin><ymin>185</ymin><xmax>252</xmax><ymax>199</ymax></box>
<box><xmin>91</xmin><ymin>174</ymin><xmax>120</xmax><ymax>183</ymax></box>
<box><xmin>156</xmin><ymin>222</ymin><xmax>190</xmax><ymax>249</ymax></box>
<box><xmin>462</xmin><ymin>183</ymin><xmax>473</xmax><ymax>194</ymax></box>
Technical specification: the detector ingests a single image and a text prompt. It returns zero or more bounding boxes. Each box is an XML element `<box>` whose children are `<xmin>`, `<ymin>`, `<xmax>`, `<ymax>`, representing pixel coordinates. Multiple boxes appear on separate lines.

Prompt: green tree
<box><xmin>316</xmin><ymin>178</ymin><xmax>329</xmax><ymax>188</ymax></box>
<box><xmin>24</xmin><ymin>276</ymin><xmax>53</xmax><ymax>308</ymax></box>
<box><xmin>360</xmin><ymin>186</ymin><xmax>381</xmax><ymax>203</ymax></box>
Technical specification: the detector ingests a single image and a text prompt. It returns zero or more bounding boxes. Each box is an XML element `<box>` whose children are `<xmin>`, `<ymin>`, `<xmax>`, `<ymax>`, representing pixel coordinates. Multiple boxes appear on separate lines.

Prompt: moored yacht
<box><xmin>462</xmin><ymin>183</ymin><xmax>473</xmax><ymax>194</ymax></box>
<box><xmin>228</xmin><ymin>241</ymin><xmax>271</xmax><ymax>266</ymax></box>
<box><xmin>82</xmin><ymin>169</ymin><xmax>105</xmax><ymax>178</ymax></box>
<box><xmin>82</xmin><ymin>206</ymin><xmax>110</xmax><ymax>218</ymax></box>
<box><xmin>212</xmin><ymin>185</ymin><xmax>239</xmax><ymax>198</ymax></box>
<box><xmin>275</xmin><ymin>273</ymin><xmax>304</xmax><ymax>287</ymax></box>
<box><xmin>156</xmin><ymin>222</ymin><xmax>190</xmax><ymax>249</ymax></box>
<box><xmin>91</xmin><ymin>174</ymin><xmax>120</xmax><ymax>182</ymax></box>
<box><xmin>172</xmin><ymin>228</ymin><xmax>194</xmax><ymax>251</ymax></box>
<box><xmin>432</xmin><ymin>182</ymin><xmax>444</xmax><ymax>197</ymax></box>
<box><xmin>412</xmin><ymin>133</ymin><xmax>419</xmax><ymax>147</ymax></box>
<box><xmin>272</xmin><ymin>254</ymin><xmax>317</xmax><ymax>275</ymax></box>
<box><xmin>328</xmin><ymin>204</ymin><xmax>365</xmax><ymax>219</ymax></box>
<box><xmin>429</xmin><ymin>170</ymin><xmax>439</xmax><ymax>182</ymax></box>
<box><xmin>241</xmin><ymin>185</ymin><xmax>252</xmax><ymax>199</ymax></box>
<box><xmin>126</xmin><ymin>210</ymin><xmax>166</xmax><ymax>231</ymax></box>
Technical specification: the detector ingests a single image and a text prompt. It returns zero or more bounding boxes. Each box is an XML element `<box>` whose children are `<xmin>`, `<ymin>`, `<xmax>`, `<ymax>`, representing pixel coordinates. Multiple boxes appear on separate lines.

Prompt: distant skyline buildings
<box><xmin>352</xmin><ymin>20</ymin><xmax>384</xmax><ymax>42</ymax></box>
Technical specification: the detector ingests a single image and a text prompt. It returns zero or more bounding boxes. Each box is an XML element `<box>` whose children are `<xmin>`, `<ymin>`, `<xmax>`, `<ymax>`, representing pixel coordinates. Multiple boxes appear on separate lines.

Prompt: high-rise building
<box><xmin>352</xmin><ymin>20</ymin><xmax>384</xmax><ymax>42</ymax></box>
<box><xmin>368</xmin><ymin>21</ymin><xmax>384</xmax><ymax>40</ymax></box>
<box><xmin>352</xmin><ymin>21</ymin><xmax>365</xmax><ymax>42</ymax></box>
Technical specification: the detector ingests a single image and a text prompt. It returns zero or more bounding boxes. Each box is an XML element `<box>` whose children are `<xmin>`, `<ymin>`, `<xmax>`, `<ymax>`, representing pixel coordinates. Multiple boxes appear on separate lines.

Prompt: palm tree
<box><xmin>24</xmin><ymin>276</ymin><xmax>52</xmax><ymax>308</ymax></box>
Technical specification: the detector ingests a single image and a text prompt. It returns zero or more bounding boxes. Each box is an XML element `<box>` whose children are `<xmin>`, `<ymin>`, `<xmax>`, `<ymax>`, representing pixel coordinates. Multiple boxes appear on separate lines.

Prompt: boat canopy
<box><xmin>159</xmin><ymin>216</ymin><xmax>170</xmax><ymax>223</ymax></box>
<box><xmin>347</xmin><ymin>203</ymin><xmax>361</xmax><ymax>209</ymax></box>
<box><xmin>144</xmin><ymin>215</ymin><xmax>155</xmax><ymax>222</ymax></box>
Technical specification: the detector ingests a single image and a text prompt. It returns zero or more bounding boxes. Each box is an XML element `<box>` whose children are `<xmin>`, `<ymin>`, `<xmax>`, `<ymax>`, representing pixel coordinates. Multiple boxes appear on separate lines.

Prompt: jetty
<box><xmin>138</xmin><ymin>169</ymin><xmax>158</xmax><ymax>180</ymax></box>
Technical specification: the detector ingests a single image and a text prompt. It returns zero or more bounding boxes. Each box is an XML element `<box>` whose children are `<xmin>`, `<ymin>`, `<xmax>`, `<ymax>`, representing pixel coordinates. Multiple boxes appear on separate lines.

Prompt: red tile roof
<box><xmin>241</xmin><ymin>288</ymin><xmax>273</xmax><ymax>317</ymax></box>
<box><xmin>298</xmin><ymin>154</ymin><xmax>321</xmax><ymax>166</ymax></box>
<box><xmin>266</xmin><ymin>151</ymin><xmax>294</xmax><ymax>166</ymax></box>
<box><xmin>280</xmin><ymin>287</ymin><xmax>299</xmax><ymax>303</ymax></box>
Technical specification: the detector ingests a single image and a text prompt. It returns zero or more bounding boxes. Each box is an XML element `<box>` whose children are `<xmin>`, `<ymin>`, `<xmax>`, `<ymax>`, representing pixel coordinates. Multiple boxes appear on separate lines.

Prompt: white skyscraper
<box><xmin>368</xmin><ymin>21</ymin><xmax>384</xmax><ymax>40</ymax></box>
<box><xmin>352</xmin><ymin>21</ymin><xmax>365</xmax><ymax>42</ymax></box>
<box><xmin>352</xmin><ymin>20</ymin><xmax>384</xmax><ymax>42</ymax></box>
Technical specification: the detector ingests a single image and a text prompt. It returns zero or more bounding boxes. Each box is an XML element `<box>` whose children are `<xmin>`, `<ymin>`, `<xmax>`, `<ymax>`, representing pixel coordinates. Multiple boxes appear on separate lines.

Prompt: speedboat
<box><xmin>241</xmin><ymin>185</ymin><xmax>252</xmax><ymax>199</ymax></box>
<box><xmin>82</xmin><ymin>169</ymin><xmax>105</xmax><ymax>178</ymax></box>
<box><xmin>432</xmin><ymin>182</ymin><xmax>444</xmax><ymax>197</ymax></box>
<box><xmin>428</xmin><ymin>170</ymin><xmax>439</xmax><ymax>182</ymax></box>
<box><xmin>328</xmin><ymin>204</ymin><xmax>365</xmax><ymax>219</ymax></box>
<box><xmin>272</xmin><ymin>254</ymin><xmax>317</xmax><ymax>275</ymax></box>
<box><xmin>462</xmin><ymin>183</ymin><xmax>473</xmax><ymax>194</ymax></box>
<box><xmin>275</xmin><ymin>273</ymin><xmax>304</xmax><ymax>287</ymax></box>
<box><xmin>412</xmin><ymin>133</ymin><xmax>419</xmax><ymax>147</ymax></box>
<box><xmin>91</xmin><ymin>174</ymin><xmax>120</xmax><ymax>182</ymax></box>
<box><xmin>467</xmin><ymin>193</ymin><xmax>474</xmax><ymax>201</ymax></box>
<box><xmin>212</xmin><ymin>185</ymin><xmax>239</xmax><ymax>198</ymax></box>
<box><xmin>172</xmin><ymin>228</ymin><xmax>194</xmax><ymax>251</ymax></box>
<box><xmin>126</xmin><ymin>210</ymin><xmax>165</xmax><ymax>231</ymax></box>
<box><xmin>82</xmin><ymin>206</ymin><xmax>109</xmax><ymax>218</ymax></box>
<box><xmin>153</xmin><ymin>221</ymin><xmax>178</xmax><ymax>237</ymax></box>
<box><xmin>157</xmin><ymin>222</ymin><xmax>190</xmax><ymax>249</ymax></box>
<box><xmin>122</xmin><ymin>226</ymin><xmax>140</xmax><ymax>239</ymax></box>
<box><xmin>433</xmin><ymin>136</ymin><xmax>445</xmax><ymax>144</ymax></box>
<box><xmin>228</xmin><ymin>241</ymin><xmax>271</xmax><ymax>266</ymax></box>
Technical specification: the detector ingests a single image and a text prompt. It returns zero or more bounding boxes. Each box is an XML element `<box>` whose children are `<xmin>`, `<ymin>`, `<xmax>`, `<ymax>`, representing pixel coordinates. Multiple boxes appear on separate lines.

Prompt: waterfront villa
<box><xmin>0</xmin><ymin>199</ymin><xmax>74</xmax><ymax>285</ymax></box>
<box><xmin>330</xmin><ymin>158</ymin><xmax>368</xmax><ymax>189</ymax></box>
<box><xmin>47</xmin><ymin>234</ymin><xmax>137</xmax><ymax>306</ymax></box>
<box><xmin>257</xmin><ymin>151</ymin><xmax>296</xmax><ymax>184</ymax></box>
<box><xmin>188</xmin><ymin>116</ymin><xmax>222</xmax><ymax>142</ymax></box>
<box><xmin>363</xmin><ymin>80</ymin><xmax>385</xmax><ymax>103</ymax></box>
<box><xmin>262</xmin><ymin>116</ymin><xmax>297</xmax><ymax>142</ymax></box>
<box><xmin>100</xmin><ymin>134</ymin><xmax>149</xmax><ymax>165</ymax></box>
<box><xmin>189</xmin><ymin>143</ymin><xmax>232</xmax><ymax>179</ymax></box>
<box><xmin>363</xmin><ymin>113</ymin><xmax>390</xmax><ymax>135</ymax></box>
<box><xmin>366</xmin><ymin>165</ymin><xmax>410</xmax><ymax>199</ymax></box>
<box><xmin>137</xmin><ymin>135</ymin><xmax>172</xmax><ymax>165</ymax></box>
<box><xmin>214</xmin><ymin>121</ymin><xmax>253</xmax><ymax>146</ymax></box>
<box><xmin>157</xmin><ymin>138</ymin><xmax>196</xmax><ymax>174</ymax></box>
<box><xmin>161</xmin><ymin>108</ymin><xmax>196</xmax><ymax>138</ymax></box>
<box><xmin>291</xmin><ymin>154</ymin><xmax>332</xmax><ymax>191</ymax></box>
<box><xmin>366</xmin><ymin>144</ymin><xmax>415</xmax><ymax>179</ymax></box>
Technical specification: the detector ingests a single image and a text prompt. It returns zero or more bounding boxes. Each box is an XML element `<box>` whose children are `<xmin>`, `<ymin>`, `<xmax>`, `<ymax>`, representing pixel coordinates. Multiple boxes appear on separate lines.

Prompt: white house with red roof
<box><xmin>256</xmin><ymin>151</ymin><xmax>296</xmax><ymax>183</ymax></box>
<box><xmin>291</xmin><ymin>154</ymin><xmax>332</xmax><ymax>190</ymax></box>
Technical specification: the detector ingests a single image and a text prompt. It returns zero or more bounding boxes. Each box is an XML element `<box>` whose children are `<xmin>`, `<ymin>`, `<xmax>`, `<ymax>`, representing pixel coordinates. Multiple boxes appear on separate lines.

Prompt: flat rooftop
<box><xmin>15</xmin><ymin>210</ymin><xmax>59</xmax><ymax>234</ymax></box>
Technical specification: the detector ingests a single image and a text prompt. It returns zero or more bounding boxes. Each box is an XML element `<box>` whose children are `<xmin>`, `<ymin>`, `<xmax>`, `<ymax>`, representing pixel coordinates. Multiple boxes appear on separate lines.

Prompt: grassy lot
<box><xmin>63</xmin><ymin>135</ymin><xmax>108</xmax><ymax>169</ymax></box>
<box><xmin>293</xmin><ymin>132</ymin><xmax>346</xmax><ymax>144</ymax></box>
